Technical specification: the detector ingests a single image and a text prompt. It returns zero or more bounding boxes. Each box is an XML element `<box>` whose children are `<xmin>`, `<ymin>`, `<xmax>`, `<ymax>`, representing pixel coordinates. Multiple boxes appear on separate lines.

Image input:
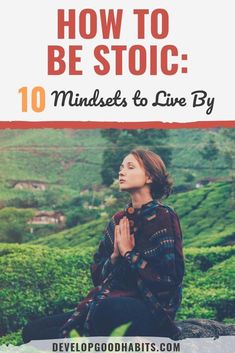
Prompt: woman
<box><xmin>22</xmin><ymin>149</ymin><xmax>184</xmax><ymax>341</ymax></box>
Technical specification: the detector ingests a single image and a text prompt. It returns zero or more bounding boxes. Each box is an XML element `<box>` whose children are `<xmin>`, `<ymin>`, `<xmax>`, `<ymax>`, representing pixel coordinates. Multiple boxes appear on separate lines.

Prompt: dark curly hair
<box><xmin>130</xmin><ymin>148</ymin><xmax>173</xmax><ymax>200</ymax></box>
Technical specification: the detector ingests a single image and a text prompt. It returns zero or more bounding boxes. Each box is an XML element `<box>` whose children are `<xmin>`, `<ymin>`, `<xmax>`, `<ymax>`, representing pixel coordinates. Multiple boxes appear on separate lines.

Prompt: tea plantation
<box><xmin>0</xmin><ymin>182</ymin><xmax>234</xmax><ymax>345</ymax></box>
<box><xmin>0</xmin><ymin>244</ymin><xmax>234</xmax><ymax>345</ymax></box>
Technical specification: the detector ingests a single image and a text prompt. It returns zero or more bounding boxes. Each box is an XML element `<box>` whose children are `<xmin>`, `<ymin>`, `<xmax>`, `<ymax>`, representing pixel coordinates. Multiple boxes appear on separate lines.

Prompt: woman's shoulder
<box><xmin>156</xmin><ymin>203</ymin><xmax>182</xmax><ymax>238</ymax></box>
<box><xmin>143</xmin><ymin>202</ymin><xmax>181</xmax><ymax>234</ymax></box>
<box><xmin>157</xmin><ymin>202</ymin><xmax>178</xmax><ymax>217</ymax></box>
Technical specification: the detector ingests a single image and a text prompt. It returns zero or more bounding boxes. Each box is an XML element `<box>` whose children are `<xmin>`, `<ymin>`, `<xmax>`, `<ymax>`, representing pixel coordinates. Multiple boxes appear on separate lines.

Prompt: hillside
<box><xmin>0</xmin><ymin>129</ymin><xmax>233</xmax><ymax>206</ymax></box>
<box><xmin>169</xmin><ymin>181</ymin><xmax>235</xmax><ymax>247</ymax></box>
<box><xmin>29</xmin><ymin>182</ymin><xmax>235</xmax><ymax>249</ymax></box>
<box><xmin>0</xmin><ymin>130</ymin><xmax>105</xmax><ymax>202</ymax></box>
<box><xmin>168</xmin><ymin>129</ymin><xmax>233</xmax><ymax>184</ymax></box>
<box><xmin>29</xmin><ymin>216</ymin><xmax>108</xmax><ymax>248</ymax></box>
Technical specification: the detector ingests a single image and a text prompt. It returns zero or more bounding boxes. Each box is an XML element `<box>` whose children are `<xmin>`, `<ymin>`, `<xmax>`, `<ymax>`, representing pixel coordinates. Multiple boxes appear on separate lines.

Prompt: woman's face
<box><xmin>119</xmin><ymin>154</ymin><xmax>151</xmax><ymax>191</ymax></box>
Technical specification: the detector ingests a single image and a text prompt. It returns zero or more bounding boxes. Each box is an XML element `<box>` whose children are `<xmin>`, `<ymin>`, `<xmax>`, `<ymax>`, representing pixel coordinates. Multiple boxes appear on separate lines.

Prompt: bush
<box><xmin>0</xmin><ymin>208</ymin><xmax>34</xmax><ymax>243</ymax></box>
<box><xmin>29</xmin><ymin>217</ymin><xmax>107</xmax><ymax>248</ymax></box>
<box><xmin>0</xmin><ymin>330</ymin><xmax>23</xmax><ymax>346</ymax></box>
<box><xmin>0</xmin><ymin>244</ymin><xmax>93</xmax><ymax>336</ymax></box>
<box><xmin>1</xmin><ymin>239</ymin><xmax>234</xmax><ymax>344</ymax></box>
<box><xmin>66</xmin><ymin>207</ymin><xmax>100</xmax><ymax>228</ymax></box>
<box><xmin>177</xmin><ymin>246</ymin><xmax>235</xmax><ymax>321</ymax></box>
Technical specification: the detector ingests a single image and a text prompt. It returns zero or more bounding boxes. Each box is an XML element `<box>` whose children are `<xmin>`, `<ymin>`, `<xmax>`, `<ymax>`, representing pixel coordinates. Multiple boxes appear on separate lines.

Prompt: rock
<box><xmin>176</xmin><ymin>319</ymin><xmax>235</xmax><ymax>339</ymax></box>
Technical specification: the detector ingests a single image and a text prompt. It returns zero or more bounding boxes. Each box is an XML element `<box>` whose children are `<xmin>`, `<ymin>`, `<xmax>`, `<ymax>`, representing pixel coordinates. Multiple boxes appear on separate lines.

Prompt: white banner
<box><xmin>0</xmin><ymin>1</ymin><xmax>234</xmax><ymax>122</ymax></box>
<box><xmin>1</xmin><ymin>336</ymin><xmax>235</xmax><ymax>353</ymax></box>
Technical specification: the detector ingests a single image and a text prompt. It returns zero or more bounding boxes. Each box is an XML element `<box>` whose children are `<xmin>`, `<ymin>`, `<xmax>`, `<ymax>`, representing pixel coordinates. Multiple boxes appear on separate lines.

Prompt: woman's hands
<box><xmin>116</xmin><ymin>216</ymin><xmax>135</xmax><ymax>257</ymax></box>
<box><xmin>110</xmin><ymin>216</ymin><xmax>135</xmax><ymax>263</ymax></box>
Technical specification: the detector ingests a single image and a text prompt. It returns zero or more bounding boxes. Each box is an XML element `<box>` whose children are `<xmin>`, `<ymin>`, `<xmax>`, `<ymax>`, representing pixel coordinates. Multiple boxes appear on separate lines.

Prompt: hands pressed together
<box><xmin>110</xmin><ymin>217</ymin><xmax>135</xmax><ymax>264</ymax></box>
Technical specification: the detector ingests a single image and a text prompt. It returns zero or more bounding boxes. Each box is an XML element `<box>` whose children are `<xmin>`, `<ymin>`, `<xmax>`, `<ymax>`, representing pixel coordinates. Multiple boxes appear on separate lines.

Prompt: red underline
<box><xmin>0</xmin><ymin>121</ymin><xmax>234</xmax><ymax>129</ymax></box>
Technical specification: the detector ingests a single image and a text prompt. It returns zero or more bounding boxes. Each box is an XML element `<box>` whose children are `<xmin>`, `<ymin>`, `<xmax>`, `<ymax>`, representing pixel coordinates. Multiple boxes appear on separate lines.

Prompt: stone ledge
<box><xmin>176</xmin><ymin>319</ymin><xmax>235</xmax><ymax>339</ymax></box>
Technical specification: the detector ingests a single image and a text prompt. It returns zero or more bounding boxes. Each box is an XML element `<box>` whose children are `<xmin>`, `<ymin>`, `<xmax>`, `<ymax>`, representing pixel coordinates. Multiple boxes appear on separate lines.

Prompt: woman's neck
<box><xmin>130</xmin><ymin>190</ymin><xmax>153</xmax><ymax>209</ymax></box>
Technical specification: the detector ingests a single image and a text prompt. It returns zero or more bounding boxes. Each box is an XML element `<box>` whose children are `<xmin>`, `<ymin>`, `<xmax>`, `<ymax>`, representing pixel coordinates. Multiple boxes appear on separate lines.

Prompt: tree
<box><xmin>100</xmin><ymin>129</ymin><xmax>172</xmax><ymax>185</ymax></box>
<box><xmin>199</xmin><ymin>137</ymin><xmax>219</xmax><ymax>162</ymax></box>
<box><xmin>220</xmin><ymin>129</ymin><xmax>235</xmax><ymax>170</ymax></box>
<box><xmin>219</xmin><ymin>129</ymin><xmax>235</xmax><ymax>205</ymax></box>
<box><xmin>184</xmin><ymin>172</ymin><xmax>195</xmax><ymax>183</ymax></box>
<box><xmin>199</xmin><ymin>137</ymin><xmax>219</xmax><ymax>176</ymax></box>
<box><xmin>0</xmin><ymin>208</ymin><xmax>34</xmax><ymax>243</ymax></box>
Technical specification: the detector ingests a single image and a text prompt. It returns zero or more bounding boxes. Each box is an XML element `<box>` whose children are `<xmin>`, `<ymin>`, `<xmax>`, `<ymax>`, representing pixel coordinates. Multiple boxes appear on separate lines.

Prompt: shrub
<box><xmin>177</xmin><ymin>247</ymin><xmax>235</xmax><ymax>321</ymax></box>
<box><xmin>0</xmin><ymin>330</ymin><xmax>23</xmax><ymax>346</ymax></box>
<box><xmin>1</xmin><ymin>239</ymin><xmax>234</xmax><ymax>344</ymax></box>
<box><xmin>0</xmin><ymin>244</ymin><xmax>93</xmax><ymax>336</ymax></box>
<box><xmin>0</xmin><ymin>208</ymin><xmax>34</xmax><ymax>243</ymax></box>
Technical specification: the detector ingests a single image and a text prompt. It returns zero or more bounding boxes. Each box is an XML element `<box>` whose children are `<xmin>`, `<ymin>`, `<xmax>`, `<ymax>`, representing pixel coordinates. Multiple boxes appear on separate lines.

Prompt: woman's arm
<box><xmin>123</xmin><ymin>209</ymin><xmax>185</xmax><ymax>294</ymax></box>
<box><xmin>90</xmin><ymin>218</ymin><xmax>120</xmax><ymax>286</ymax></box>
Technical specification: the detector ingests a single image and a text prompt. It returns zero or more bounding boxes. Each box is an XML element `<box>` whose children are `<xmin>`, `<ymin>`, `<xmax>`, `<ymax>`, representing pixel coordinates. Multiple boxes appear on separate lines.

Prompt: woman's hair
<box><xmin>130</xmin><ymin>148</ymin><xmax>173</xmax><ymax>199</ymax></box>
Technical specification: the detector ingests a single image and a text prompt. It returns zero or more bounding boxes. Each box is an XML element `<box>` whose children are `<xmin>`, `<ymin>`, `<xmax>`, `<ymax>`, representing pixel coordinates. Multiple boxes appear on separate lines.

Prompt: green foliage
<box><xmin>0</xmin><ymin>244</ymin><xmax>93</xmax><ymax>336</ymax></box>
<box><xmin>24</xmin><ymin>224</ymin><xmax>63</xmax><ymax>243</ymax></box>
<box><xmin>69</xmin><ymin>323</ymin><xmax>131</xmax><ymax>338</ymax></box>
<box><xmin>30</xmin><ymin>181</ymin><xmax>235</xmax><ymax>249</ymax></box>
<box><xmin>219</xmin><ymin>129</ymin><xmax>235</xmax><ymax>170</ymax></box>
<box><xmin>69</xmin><ymin>329</ymin><xmax>81</xmax><ymax>338</ymax></box>
<box><xmin>184</xmin><ymin>246</ymin><xmax>235</xmax><ymax>272</ymax></box>
<box><xmin>199</xmin><ymin>137</ymin><xmax>219</xmax><ymax>162</ymax></box>
<box><xmin>0</xmin><ymin>185</ymin><xmax>79</xmax><ymax>213</ymax></box>
<box><xmin>6</xmin><ymin>192</ymin><xmax>44</xmax><ymax>209</ymax></box>
<box><xmin>0</xmin><ymin>129</ymin><xmax>105</xmax><ymax>206</ymax></box>
<box><xmin>66</xmin><ymin>207</ymin><xmax>99</xmax><ymax>228</ymax></box>
<box><xmin>29</xmin><ymin>216</ymin><xmax>108</xmax><ymax>248</ymax></box>
<box><xmin>0</xmin><ymin>243</ymin><xmax>234</xmax><ymax>344</ymax></box>
<box><xmin>177</xmin><ymin>246</ymin><xmax>235</xmax><ymax>321</ymax></box>
<box><xmin>110</xmin><ymin>322</ymin><xmax>132</xmax><ymax>336</ymax></box>
<box><xmin>0</xmin><ymin>208</ymin><xmax>34</xmax><ymax>243</ymax></box>
<box><xmin>5</xmin><ymin>188</ymin><xmax>63</xmax><ymax>210</ymax></box>
<box><xmin>100</xmin><ymin>129</ymin><xmax>172</xmax><ymax>185</ymax></box>
<box><xmin>168</xmin><ymin>182</ymin><xmax>235</xmax><ymax>247</ymax></box>
<box><xmin>0</xmin><ymin>330</ymin><xmax>23</xmax><ymax>346</ymax></box>
<box><xmin>0</xmin><ymin>129</ymin><xmax>234</xmax><ymax>209</ymax></box>
<box><xmin>0</xmin><ymin>137</ymin><xmax>234</xmax><ymax>344</ymax></box>
<box><xmin>168</xmin><ymin>129</ymin><xmax>233</xmax><ymax>185</ymax></box>
<box><xmin>184</xmin><ymin>172</ymin><xmax>195</xmax><ymax>183</ymax></box>
<box><xmin>59</xmin><ymin>194</ymin><xmax>102</xmax><ymax>229</ymax></box>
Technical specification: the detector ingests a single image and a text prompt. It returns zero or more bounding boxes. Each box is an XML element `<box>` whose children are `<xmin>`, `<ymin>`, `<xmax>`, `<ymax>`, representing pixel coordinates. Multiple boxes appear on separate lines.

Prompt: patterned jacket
<box><xmin>61</xmin><ymin>200</ymin><xmax>184</xmax><ymax>338</ymax></box>
<box><xmin>91</xmin><ymin>200</ymin><xmax>185</xmax><ymax>334</ymax></box>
